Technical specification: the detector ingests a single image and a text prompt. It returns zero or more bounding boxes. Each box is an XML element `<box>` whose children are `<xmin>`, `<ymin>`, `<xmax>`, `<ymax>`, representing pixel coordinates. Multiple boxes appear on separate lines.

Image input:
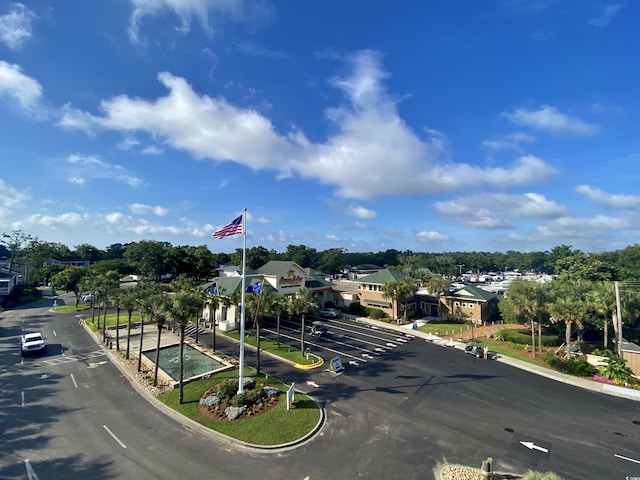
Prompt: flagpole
<box><xmin>238</xmin><ymin>208</ymin><xmax>248</xmax><ymax>395</ymax></box>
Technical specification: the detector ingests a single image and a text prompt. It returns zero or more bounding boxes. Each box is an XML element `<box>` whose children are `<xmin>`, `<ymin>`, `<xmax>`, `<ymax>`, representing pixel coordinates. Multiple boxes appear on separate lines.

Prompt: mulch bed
<box><xmin>197</xmin><ymin>385</ymin><xmax>281</xmax><ymax>422</ymax></box>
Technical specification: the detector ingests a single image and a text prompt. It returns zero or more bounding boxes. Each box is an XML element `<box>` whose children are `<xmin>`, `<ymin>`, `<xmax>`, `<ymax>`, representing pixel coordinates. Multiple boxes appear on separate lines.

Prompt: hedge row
<box><xmin>541</xmin><ymin>352</ymin><xmax>597</xmax><ymax>377</ymax></box>
<box><xmin>496</xmin><ymin>328</ymin><xmax>562</xmax><ymax>347</ymax></box>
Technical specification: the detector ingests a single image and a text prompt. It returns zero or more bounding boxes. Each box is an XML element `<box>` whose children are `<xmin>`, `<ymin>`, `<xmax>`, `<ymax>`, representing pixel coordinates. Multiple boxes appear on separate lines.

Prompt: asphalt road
<box><xmin>1</xmin><ymin>297</ymin><xmax>639</xmax><ymax>479</ymax></box>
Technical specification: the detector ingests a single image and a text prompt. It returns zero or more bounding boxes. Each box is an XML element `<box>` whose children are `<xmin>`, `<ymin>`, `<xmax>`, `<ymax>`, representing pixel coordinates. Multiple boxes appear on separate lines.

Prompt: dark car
<box><xmin>464</xmin><ymin>342</ymin><xmax>493</xmax><ymax>359</ymax></box>
<box><xmin>310</xmin><ymin>321</ymin><xmax>328</xmax><ymax>336</ymax></box>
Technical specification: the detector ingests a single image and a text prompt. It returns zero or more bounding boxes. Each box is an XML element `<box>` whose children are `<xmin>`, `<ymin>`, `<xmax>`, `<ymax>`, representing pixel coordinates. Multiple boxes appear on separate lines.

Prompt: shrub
<box><xmin>598</xmin><ymin>356</ymin><xmax>632</xmax><ymax>383</ymax></box>
<box><xmin>366</xmin><ymin>308</ymin><xmax>386</xmax><ymax>319</ymax></box>
<box><xmin>522</xmin><ymin>471</ymin><xmax>565</xmax><ymax>480</ymax></box>
<box><xmin>347</xmin><ymin>302</ymin><xmax>366</xmax><ymax>316</ymax></box>
<box><xmin>542</xmin><ymin>352</ymin><xmax>597</xmax><ymax>377</ymax></box>
<box><xmin>497</xmin><ymin>328</ymin><xmax>561</xmax><ymax>347</ymax></box>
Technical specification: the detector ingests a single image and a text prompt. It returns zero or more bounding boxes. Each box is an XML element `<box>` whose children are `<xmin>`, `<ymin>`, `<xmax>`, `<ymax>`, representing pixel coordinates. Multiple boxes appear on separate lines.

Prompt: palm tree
<box><xmin>150</xmin><ymin>293</ymin><xmax>172</xmax><ymax>386</ymax></box>
<box><xmin>588</xmin><ymin>281</ymin><xmax>616</xmax><ymax>349</ymax></box>
<box><xmin>122</xmin><ymin>288</ymin><xmax>138</xmax><ymax>360</ymax></box>
<box><xmin>398</xmin><ymin>278</ymin><xmax>418</xmax><ymax>323</ymax></box>
<box><xmin>381</xmin><ymin>280</ymin><xmax>402</xmax><ymax>323</ymax></box>
<box><xmin>270</xmin><ymin>295</ymin><xmax>289</xmax><ymax>348</ymax></box>
<box><xmin>204</xmin><ymin>293</ymin><xmax>220</xmax><ymax>351</ymax></box>
<box><xmin>424</xmin><ymin>274</ymin><xmax>450</xmax><ymax>320</ymax></box>
<box><xmin>110</xmin><ymin>288</ymin><xmax>125</xmax><ymax>351</ymax></box>
<box><xmin>135</xmin><ymin>283</ymin><xmax>160</xmax><ymax>372</ymax></box>
<box><xmin>507</xmin><ymin>279</ymin><xmax>541</xmax><ymax>357</ymax></box>
<box><xmin>547</xmin><ymin>279</ymin><xmax>590</xmax><ymax>353</ymax></box>
<box><xmin>170</xmin><ymin>290</ymin><xmax>202</xmax><ymax>404</ymax></box>
<box><xmin>288</xmin><ymin>287</ymin><xmax>318</xmax><ymax>354</ymax></box>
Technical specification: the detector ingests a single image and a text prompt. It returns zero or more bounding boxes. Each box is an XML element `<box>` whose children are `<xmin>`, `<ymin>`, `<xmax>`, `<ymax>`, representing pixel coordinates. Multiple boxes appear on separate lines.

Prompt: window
<box><xmin>454</xmin><ymin>301</ymin><xmax>460</xmax><ymax>307</ymax></box>
<box><xmin>468</xmin><ymin>303</ymin><xmax>474</xmax><ymax>309</ymax></box>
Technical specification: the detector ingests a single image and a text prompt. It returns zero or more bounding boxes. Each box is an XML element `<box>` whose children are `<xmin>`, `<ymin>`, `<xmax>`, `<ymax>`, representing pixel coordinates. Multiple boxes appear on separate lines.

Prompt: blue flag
<box><xmin>246</xmin><ymin>281</ymin><xmax>262</xmax><ymax>293</ymax></box>
<box><xmin>204</xmin><ymin>283</ymin><xmax>218</xmax><ymax>296</ymax></box>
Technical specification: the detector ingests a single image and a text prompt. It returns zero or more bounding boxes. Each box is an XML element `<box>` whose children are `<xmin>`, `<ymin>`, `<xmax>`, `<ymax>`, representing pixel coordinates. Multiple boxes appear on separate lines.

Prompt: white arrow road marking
<box><xmin>25</xmin><ymin>459</ymin><xmax>40</xmax><ymax>480</ymax></box>
<box><xmin>371</xmin><ymin>326</ymin><xmax>379</xmax><ymax>330</ymax></box>
<box><xmin>348</xmin><ymin>360</ymin><xmax>359</xmax><ymax>366</ymax></box>
<box><xmin>386</xmin><ymin>342</ymin><xmax>397</xmax><ymax>347</ymax></box>
<box><xmin>614</xmin><ymin>453</ymin><xmax>640</xmax><ymax>464</ymax></box>
<box><xmin>520</xmin><ymin>441</ymin><xmax>548</xmax><ymax>453</ymax></box>
<box><xmin>396</xmin><ymin>338</ymin><xmax>408</xmax><ymax>343</ymax></box>
<box><xmin>306</xmin><ymin>381</ymin><xmax>319</xmax><ymax>388</ymax></box>
<box><xmin>405</xmin><ymin>334</ymin><xmax>415</xmax><ymax>339</ymax></box>
<box><xmin>374</xmin><ymin>347</ymin><xmax>385</xmax><ymax>352</ymax></box>
<box><xmin>103</xmin><ymin>425</ymin><xmax>127</xmax><ymax>449</ymax></box>
<box><xmin>38</xmin><ymin>374</ymin><xmax>50</xmax><ymax>380</ymax></box>
<box><xmin>88</xmin><ymin>361</ymin><xmax>108</xmax><ymax>369</ymax></box>
<box><xmin>362</xmin><ymin>353</ymin><xmax>374</xmax><ymax>359</ymax></box>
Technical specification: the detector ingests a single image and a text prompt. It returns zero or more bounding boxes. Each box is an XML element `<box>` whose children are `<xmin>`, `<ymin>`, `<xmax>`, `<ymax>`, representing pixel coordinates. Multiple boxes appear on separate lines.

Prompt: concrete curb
<box><xmin>79</xmin><ymin>320</ymin><xmax>327</xmax><ymax>453</ymax></box>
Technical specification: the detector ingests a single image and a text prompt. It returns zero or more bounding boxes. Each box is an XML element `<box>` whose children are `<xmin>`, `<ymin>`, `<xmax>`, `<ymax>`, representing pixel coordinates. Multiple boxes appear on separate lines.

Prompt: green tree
<box><xmin>122</xmin><ymin>287</ymin><xmax>138</xmax><ymax>359</ymax></box>
<box><xmin>506</xmin><ymin>279</ymin><xmax>550</xmax><ymax>357</ymax></box>
<box><xmin>170</xmin><ymin>290</ymin><xmax>202</xmax><ymax>404</ymax></box>
<box><xmin>50</xmin><ymin>266</ymin><xmax>86</xmax><ymax>307</ymax></box>
<box><xmin>124</xmin><ymin>240</ymin><xmax>170</xmax><ymax>282</ymax></box>
<box><xmin>424</xmin><ymin>275</ymin><xmax>450</xmax><ymax>320</ymax></box>
<box><xmin>547</xmin><ymin>279</ymin><xmax>591</xmax><ymax>353</ymax></box>
<box><xmin>288</xmin><ymin>287</ymin><xmax>318</xmax><ymax>353</ymax></box>
<box><xmin>382</xmin><ymin>280</ymin><xmax>402</xmax><ymax>323</ymax></box>
<box><xmin>1</xmin><ymin>230</ymin><xmax>33</xmax><ymax>276</ymax></box>
<box><xmin>73</xmin><ymin>243</ymin><xmax>103</xmax><ymax>262</ymax></box>
<box><xmin>269</xmin><ymin>294</ymin><xmax>289</xmax><ymax>349</ymax></box>
<box><xmin>149</xmin><ymin>293</ymin><xmax>172</xmax><ymax>386</ymax></box>
<box><xmin>204</xmin><ymin>292</ymin><xmax>220</xmax><ymax>351</ymax></box>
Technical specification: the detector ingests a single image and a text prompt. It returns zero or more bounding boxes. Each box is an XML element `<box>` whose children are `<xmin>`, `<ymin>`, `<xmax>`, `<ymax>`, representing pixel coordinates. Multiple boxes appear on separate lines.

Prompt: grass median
<box><xmin>157</xmin><ymin>368</ymin><xmax>321</xmax><ymax>445</ymax></box>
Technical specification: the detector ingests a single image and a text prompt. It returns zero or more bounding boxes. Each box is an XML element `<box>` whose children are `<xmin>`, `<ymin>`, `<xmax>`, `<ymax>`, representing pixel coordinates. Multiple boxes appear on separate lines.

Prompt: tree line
<box><xmin>3</xmin><ymin>229</ymin><xmax>640</xmax><ymax>285</ymax></box>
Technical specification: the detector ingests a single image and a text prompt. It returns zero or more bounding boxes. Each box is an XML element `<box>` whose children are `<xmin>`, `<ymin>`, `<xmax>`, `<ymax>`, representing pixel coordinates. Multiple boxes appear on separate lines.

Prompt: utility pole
<box><xmin>457</xmin><ymin>264</ymin><xmax>465</xmax><ymax>276</ymax></box>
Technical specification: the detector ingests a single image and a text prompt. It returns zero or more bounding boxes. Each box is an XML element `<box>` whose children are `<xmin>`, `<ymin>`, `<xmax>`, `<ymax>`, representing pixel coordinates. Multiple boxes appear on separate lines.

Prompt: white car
<box><xmin>21</xmin><ymin>332</ymin><xmax>46</xmax><ymax>356</ymax></box>
<box><xmin>319</xmin><ymin>308</ymin><xmax>340</xmax><ymax>319</ymax></box>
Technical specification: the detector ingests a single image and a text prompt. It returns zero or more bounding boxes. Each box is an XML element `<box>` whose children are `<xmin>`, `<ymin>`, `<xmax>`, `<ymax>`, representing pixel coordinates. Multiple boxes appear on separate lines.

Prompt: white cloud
<box><xmin>503</xmin><ymin>105</ymin><xmax>598</xmax><ymax>136</ymax></box>
<box><xmin>346</xmin><ymin>205</ymin><xmax>377</xmax><ymax>219</ymax></box>
<box><xmin>536</xmin><ymin>215</ymin><xmax>630</xmax><ymax>239</ymax></box>
<box><xmin>576</xmin><ymin>185</ymin><xmax>640</xmax><ymax>209</ymax></box>
<box><xmin>117</xmin><ymin>136</ymin><xmax>140</xmax><ymax>150</ymax></box>
<box><xmin>68</xmin><ymin>176</ymin><xmax>85</xmax><ymax>185</ymax></box>
<box><xmin>435</xmin><ymin>192</ymin><xmax>566</xmax><ymax>229</ymax></box>
<box><xmin>23</xmin><ymin>212</ymin><xmax>85</xmax><ymax>229</ymax></box>
<box><xmin>129</xmin><ymin>203</ymin><xmax>170</xmax><ymax>216</ymax></box>
<box><xmin>65</xmin><ymin>153</ymin><xmax>143</xmax><ymax>187</ymax></box>
<box><xmin>0</xmin><ymin>2</ymin><xmax>36</xmax><ymax>50</ymax></box>
<box><xmin>57</xmin><ymin>50</ymin><xmax>558</xmax><ymax>201</ymax></box>
<box><xmin>0</xmin><ymin>60</ymin><xmax>46</xmax><ymax>118</ymax></box>
<box><xmin>126</xmin><ymin>0</ymin><xmax>273</xmax><ymax>45</ymax></box>
<box><xmin>589</xmin><ymin>3</ymin><xmax>625</xmax><ymax>28</ymax></box>
<box><xmin>142</xmin><ymin>145</ymin><xmax>163</xmax><ymax>155</ymax></box>
<box><xmin>0</xmin><ymin>178</ymin><xmax>29</xmax><ymax>207</ymax></box>
<box><xmin>482</xmin><ymin>131</ymin><xmax>535</xmax><ymax>151</ymax></box>
<box><xmin>416</xmin><ymin>230</ymin><xmax>448</xmax><ymax>242</ymax></box>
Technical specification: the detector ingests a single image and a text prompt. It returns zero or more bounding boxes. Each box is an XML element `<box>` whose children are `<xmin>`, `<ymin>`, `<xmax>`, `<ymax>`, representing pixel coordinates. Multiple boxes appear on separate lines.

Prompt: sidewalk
<box><xmin>350</xmin><ymin>315</ymin><xmax>640</xmax><ymax>403</ymax></box>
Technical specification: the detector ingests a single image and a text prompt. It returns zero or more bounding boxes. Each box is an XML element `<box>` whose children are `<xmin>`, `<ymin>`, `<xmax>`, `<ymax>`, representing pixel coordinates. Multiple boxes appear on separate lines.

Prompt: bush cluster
<box><xmin>199</xmin><ymin>378</ymin><xmax>280</xmax><ymax>421</ymax></box>
<box><xmin>541</xmin><ymin>352</ymin><xmax>597</xmax><ymax>377</ymax></box>
<box><xmin>497</xmin><ymin>329</ymin><xmax>561</xmax><ymax>347</ymax></box>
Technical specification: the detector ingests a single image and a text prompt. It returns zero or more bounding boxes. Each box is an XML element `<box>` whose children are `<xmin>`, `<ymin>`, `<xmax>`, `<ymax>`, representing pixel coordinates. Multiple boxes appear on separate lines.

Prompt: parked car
<box><xmin>464</xmin><ymin>342</ymin><xmax>493</xmax><ymax>359</ymax></box>
<box><xmin>310</xmin><ymin>321</ymin><xmax>328</xmax><ymax>336</ymax></box>
<box><xmin>319</xmin><ymin>308</ymin><xmax>339</xmax><ymax>319</ymax></box>
<box><xmin>21</xmin><ymin>332</ymin><xmax>46</xmax><ymax>356</ymax></box>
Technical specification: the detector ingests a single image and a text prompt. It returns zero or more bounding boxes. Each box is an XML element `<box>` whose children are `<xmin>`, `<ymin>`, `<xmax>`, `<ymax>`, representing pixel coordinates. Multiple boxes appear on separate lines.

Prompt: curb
<box><xmin>79</xmin><ymin>320</ymin><xmax>327</xmax><ymax>452</ymax></box>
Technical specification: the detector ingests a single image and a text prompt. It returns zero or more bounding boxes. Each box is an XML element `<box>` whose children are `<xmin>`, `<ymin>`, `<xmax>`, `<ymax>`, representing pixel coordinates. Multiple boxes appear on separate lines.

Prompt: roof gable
<box><xmin>257</xmin><ymin>260</ymin><xmax>306</xmax><ymax>277</ymax></box>
<box><xmin>453</xmin><ymin>284</ymin><xmax>497</xmax><ymax>302</ymax></box>
<box><xmin>354</xmin><ymin>268</ymin><xmax>405</xmax><ymax>285</ymax></box>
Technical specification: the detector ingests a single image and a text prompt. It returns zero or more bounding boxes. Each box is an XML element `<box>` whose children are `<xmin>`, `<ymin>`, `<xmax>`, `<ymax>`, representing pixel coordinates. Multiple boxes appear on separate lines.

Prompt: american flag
<box><xmin>212</xmin><ymin>215</ymin><xmax>243</xmax><ymax>239</ymax></box>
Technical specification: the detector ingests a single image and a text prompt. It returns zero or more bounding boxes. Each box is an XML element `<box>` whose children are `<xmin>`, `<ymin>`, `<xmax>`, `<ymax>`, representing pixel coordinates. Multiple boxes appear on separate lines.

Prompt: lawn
<box><xmin>157</xmin><ymin>368</ymin><xmax>321</xmax><ymax>445</ymax></box>
<box><xmin>417</xmin><ymin>321</ymin><xmax>474</xmax><ymax>337</ymax></box>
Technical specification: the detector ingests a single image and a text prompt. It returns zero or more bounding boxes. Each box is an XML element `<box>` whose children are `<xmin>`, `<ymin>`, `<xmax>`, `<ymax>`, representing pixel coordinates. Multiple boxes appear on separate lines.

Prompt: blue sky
<box><xmin>1</xmin><ymin>0</ymin><xmax>639</xmax><ymax>254</ymax></box>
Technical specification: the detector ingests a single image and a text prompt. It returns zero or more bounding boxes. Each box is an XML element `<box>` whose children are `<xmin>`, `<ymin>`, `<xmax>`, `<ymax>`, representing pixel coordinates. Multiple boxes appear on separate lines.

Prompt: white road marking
<box><xmin>348</xmin><ymin>360</ymin><xmax>359</xmax><ymax>366</ymax></box>
<box><xmin>395</xmin><ymin>338</ymin><xmax>408</xmax><ymax>343</ymax></box>
<box><xmin>614</xmin><ymin>453</ymin><xmax>640</xmax><ymax>464</ymax></box>
<box><xmin>70</xmin><ymin>374</ymin><xmax>78</xmax><ymax>388</ymax></box>
<box><xmin>519</xmin><ymin>441</ymin><xmax>548</xmax><ymax>453</ymax></box>
<box><xmin>306</xmin><ymin>381</ymin><xmax>319</xmax><ymax>388</ymax></box>
<box><xmin>21</xmin><ymin>391</ymin><xmax>25</xmax><ymax>407</ymax></box>
<box><xmin>25</xmin><ymin>459</ymin><xmax>40</xmax><ymax>480</ymax></box>
<box><xmin>52</xmin><ymin>330</ymin><xmax>57</xmax><ymax>336</ymax></box>
<box><xmin>88</xmin><ymin>361</ymin><xmax>108</xmax><ymax>369</ymax></box>
<box><xmin>386</xmin><ymin>342</ymin><xmax>397</xmax><ymax>347</ymax></box>
<box><xmin>39</xmin><ymin>374</ymin><xmax>50</xmax><ymax>379</ymax></box>
<box><xmin>103</xmin><ymin>424</ymin><xmax>127</xmax><ymax>449</ymax></box>
<box><xmin>374</xmin><ymin>347</ymin><xmax>385</xmax><ymax>352</ymax></box>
